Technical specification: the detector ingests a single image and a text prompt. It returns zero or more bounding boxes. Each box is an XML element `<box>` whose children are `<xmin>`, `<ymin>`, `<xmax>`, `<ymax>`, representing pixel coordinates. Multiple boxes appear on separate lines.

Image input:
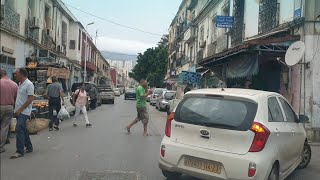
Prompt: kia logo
<box><xmin>200</xmin><ymin>130</ymin><xmax>210</xmax><ymax>136</ymax></box>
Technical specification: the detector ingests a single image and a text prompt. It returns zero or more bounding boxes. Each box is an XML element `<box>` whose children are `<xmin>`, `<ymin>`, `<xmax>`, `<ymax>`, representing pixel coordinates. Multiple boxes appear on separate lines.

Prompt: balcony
<box><xmin>1</xmin><ymin>5</ymin><xmax>20</xmax><ymax>33</ymax></box>
<box><xmin>185</xmin><ymin>28</ymin><xmax>197</xmax><ymax>44</ymax></box>
<box><xmin>231</xmin><ymin>0</ymin><xmax>245</xmax><ymax>46</ymax></box>
<box><xmin>258</xmin><ymin>0</ymin><xmax>280</xmax><ymax>34</ymax></box>
<box><xmin>216</xmin><ymin>34</ymin><xmax>228</xmax><ymax>53</ymax></box>
<box><xmin>197</xmin><ymin>49</ymin><xmax>204</xmax><ymax>63</ymax></box>
<box><xmin>81</xmin><ymin>60</ymin><xmax>96</xmax><ymax>72</ymax></box>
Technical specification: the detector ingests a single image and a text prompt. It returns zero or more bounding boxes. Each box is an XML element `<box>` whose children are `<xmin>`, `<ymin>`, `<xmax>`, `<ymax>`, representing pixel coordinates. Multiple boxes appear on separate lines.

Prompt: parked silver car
<box><xmin>156</xmin><ymin>91</ymin><xmax>176</xmax><ymax>111</ymax></box>
<box><xmin>150</xmin><ymin>88</ymin><xmax>166</xmax><ymax>106</ymax></box>
<box><xmin>159</xmin><ymin>88</ymin><xmax>311</xmax><ymax>180</ymax></box>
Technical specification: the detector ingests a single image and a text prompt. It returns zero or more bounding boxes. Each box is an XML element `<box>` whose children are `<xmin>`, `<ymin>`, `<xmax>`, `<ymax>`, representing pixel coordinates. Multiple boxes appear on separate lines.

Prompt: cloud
<box><xmin>96</xmin><ymin>36</ymin><xmax>157</xmax><ymax>55</ymax></box>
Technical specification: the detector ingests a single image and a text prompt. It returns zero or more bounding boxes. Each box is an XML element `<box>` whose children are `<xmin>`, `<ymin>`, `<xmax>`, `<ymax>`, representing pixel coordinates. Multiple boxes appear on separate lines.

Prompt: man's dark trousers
<box><xmin>48</xmin><ymin>97</ymin><xmax>61</xmax><ymax>128</ymax></box>
<box><xmin>90</xmin><ymin>98</ymin><xmax>97</xmax><ymax>109</ymax></box>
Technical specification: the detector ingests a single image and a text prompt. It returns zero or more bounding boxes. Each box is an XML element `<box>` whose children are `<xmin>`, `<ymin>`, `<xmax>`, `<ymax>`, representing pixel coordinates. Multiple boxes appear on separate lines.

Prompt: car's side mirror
<box><xmin>298</xmin><ymin>114</ymin><xmax>309</xmax><ymax>123</ymax></box>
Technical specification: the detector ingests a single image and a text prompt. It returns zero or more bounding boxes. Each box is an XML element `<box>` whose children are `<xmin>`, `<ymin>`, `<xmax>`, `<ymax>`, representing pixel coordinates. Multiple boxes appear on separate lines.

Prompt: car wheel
<box><xmin>268</xmin><ymin>163</ymin><xmax>279</xmax><ymax>180</ymax></box>
<box><xmin>155</xmin><ymin>104</ymin><xmax>158</xmax><ymax>109</ymax></box>
<box><xmin>162</xmin><ymin>170</ymin><xmax>181</xmax><ymax>179</ymax></box>
<box><xmin>297</xmin><ymin>143</ymin><xmax>312</xmax><ymax>169</ymax></box>
<box><xmin>112</xmin><ymin>100</ymin><xmax>114</xmax><ymax>104</ymax></box>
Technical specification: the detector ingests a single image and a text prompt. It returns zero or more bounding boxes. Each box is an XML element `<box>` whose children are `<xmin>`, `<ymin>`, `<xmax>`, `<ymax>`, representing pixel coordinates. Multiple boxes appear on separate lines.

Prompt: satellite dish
<box><xmin>285</xmin><ymin>41</ymin><xmax>305</xmax><ymax>66</ymax></box>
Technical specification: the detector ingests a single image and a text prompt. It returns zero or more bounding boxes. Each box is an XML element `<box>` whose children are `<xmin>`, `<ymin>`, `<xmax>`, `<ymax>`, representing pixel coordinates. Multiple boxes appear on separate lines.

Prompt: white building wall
<box><xmin>243</xmin><ymin>1</ymin><xmax>259</xmax><ymax>39</ymax></box>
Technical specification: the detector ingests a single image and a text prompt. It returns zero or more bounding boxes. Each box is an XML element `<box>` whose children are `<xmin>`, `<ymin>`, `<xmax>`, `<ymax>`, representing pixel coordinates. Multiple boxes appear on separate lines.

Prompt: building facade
<box><xmin>167</xmin><ymin>0</ymin><xmax>320</xmax><ymax>141</ymax></box>
<box><xmin>0</xmin><ymin>0</ymin><xmax>110</xmax><ymax>89</ymax></box>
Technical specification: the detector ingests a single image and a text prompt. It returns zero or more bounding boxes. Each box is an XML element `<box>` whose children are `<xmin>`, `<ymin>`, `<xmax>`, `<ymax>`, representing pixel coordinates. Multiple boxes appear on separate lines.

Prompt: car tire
<box><xmin>162</xmin><ymin>170</ymin><xmax>181</xmax><ymax>179</ymax></box>
<box><xmin>268</xmin><ymin>163</ymin><xmax>279</xmax><ymax>180</ymax></box>
<box><xmin>112</xmin><ymin>100</ymin><xmax>114</xmax><ymax>104</ymax></box>
<box><xmin>125</xmin><ymin>97</ymin><xmax>127</xmax><ymax>100</ymax></box>
<box><xmin>297</xmin><ymin>143</ymin><xmax>312</xmax><ymax>169</ymax></box>
<box><xmin>166</xmin><ymin>106</ymin><xmax>170</xmax><ymax>115</ymax></box>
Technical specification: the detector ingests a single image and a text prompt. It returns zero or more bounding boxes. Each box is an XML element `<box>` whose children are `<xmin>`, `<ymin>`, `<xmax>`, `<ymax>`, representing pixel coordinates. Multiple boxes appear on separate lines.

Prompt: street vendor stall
<box><xmin>25</xmin><ymin>62</ymin><xmax>70</xmax><ymax>119</ymax></box>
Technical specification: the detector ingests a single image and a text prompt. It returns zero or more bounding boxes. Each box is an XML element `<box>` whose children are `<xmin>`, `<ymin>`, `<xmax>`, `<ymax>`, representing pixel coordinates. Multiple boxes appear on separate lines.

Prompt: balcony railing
<box><xmin>197</xmin><ymin>49</ymin><xmax>204</xmax><ymax>63</ymax></box>
<box><xmin>1</xmin><ymin>5</ymin><xmax>20</xmax><ymax>33</ymax></box>
<box><xmin>231</xmin><ymin>0</ymin><xmax>245</xmax><ymax>46</ymax></box>
<box><xmin>181</xmin><ymin>57</ymin><xmax>190</xmax><ymax>66</ymax></box>
<box><xmin>81</xmin><ymin>59</ymin><xmax>96</xmax><ymax>72</ymax></box>
<box><xmin>258</xmin><ymin>0</ymin><xmax>280</xmax><ymax>34</ymax></box>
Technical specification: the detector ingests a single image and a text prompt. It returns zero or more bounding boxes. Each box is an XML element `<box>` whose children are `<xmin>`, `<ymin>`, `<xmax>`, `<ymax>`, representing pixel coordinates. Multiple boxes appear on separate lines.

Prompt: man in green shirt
<box><xmin>126</xmin><ymin>79</ymin><xmax>151</xmax><ymax>136</ymax></box>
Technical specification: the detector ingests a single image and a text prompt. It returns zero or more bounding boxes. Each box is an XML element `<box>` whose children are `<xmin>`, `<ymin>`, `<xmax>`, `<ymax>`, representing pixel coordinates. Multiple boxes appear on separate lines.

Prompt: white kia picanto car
<box><xmin>159</xmin><ymin>88</ymin><xmax>311</xmax><ymax>180</ymax></box>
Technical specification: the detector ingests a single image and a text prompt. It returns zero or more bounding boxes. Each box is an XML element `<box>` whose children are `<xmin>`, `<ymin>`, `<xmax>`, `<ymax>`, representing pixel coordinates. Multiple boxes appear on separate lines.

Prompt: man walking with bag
<box><xmin>45</xmin><ymin>76</ymin><xmax>64</xmax><ymax>131</ymax></box>
<box><xmin>10</xmin><ymin>68</ymin><xmax>34</xmax><ymax>159</ymax></box>
<box><xmin>0</xmin><ymin>68</ymin><xmax>18</xmax><ymax>153</ymax></box>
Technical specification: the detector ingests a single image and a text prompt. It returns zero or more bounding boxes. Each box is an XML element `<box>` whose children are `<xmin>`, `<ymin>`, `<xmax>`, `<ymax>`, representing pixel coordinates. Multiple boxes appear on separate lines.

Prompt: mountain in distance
<box><xmin>101</xmin><ymin>51</ymin><xmax>137</xmax><ymax>62</ymax></box>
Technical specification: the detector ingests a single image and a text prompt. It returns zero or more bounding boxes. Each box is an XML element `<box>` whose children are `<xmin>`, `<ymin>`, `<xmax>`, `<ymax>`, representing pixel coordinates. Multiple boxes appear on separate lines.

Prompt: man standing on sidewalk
<box><xmin>126</xmin><ymin>79</ymin><xmax>152</xmax><ymax>136</ymax></box>
<box><xmin>0</xmin><ymin>68</ymin><xmax>18</xmax><ymax>153</ymax></box>
<box><xmin>46</xmin><ymin>76</ymin><xmax>64</xmax><ymax>131</ymax></box>
<box><xmin>10</xmin><ymin>68</ymin><xmax>34</xmax><ymax>159</ymax></box>
<box><xmin>89</xmin><ymin>84</ymin><xmax>98</xmax><ymax>110</ymax></box>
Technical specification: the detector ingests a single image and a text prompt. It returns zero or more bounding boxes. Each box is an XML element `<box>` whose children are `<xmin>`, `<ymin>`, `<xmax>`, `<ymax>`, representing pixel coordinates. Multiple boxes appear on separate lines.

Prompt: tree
<box><xmin>129</xmin><ymin>35</ymin><xmax>168</xmax><ymax>88</ymax></box>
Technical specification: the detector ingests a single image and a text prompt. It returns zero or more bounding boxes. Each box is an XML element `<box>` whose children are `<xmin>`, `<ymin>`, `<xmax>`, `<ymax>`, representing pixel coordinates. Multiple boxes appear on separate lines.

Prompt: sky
<box><xmin>62</xmin><ymin>0</ymin><xmax>182</xmax><ymax>55</ymax></box>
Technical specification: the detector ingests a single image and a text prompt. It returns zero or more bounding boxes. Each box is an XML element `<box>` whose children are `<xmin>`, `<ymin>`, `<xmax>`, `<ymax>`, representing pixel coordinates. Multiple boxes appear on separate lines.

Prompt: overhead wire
<box><xmin>63</xmin><ymin>3</ymin><xmax>164</xmax><ymax>37</ymax></box>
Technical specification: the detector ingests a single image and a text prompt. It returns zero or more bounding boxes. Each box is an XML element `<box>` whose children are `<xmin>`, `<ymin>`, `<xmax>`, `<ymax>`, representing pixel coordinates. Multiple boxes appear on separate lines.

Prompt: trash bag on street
<box><xmin>57</xmin><ymin>106</ymin><xmax>70</xmax><ymax>120</ymax></box>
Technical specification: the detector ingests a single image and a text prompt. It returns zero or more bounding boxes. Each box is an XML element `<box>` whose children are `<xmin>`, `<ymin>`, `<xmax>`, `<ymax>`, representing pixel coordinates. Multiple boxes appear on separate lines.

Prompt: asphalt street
<box><xmin>1</xmin><ymin>96</ymin><xmax>319</xmax><ymax>180</ymax></box>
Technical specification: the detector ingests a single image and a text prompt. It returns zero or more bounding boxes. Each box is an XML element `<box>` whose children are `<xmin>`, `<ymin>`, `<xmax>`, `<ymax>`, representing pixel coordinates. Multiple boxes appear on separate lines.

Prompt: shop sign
<box><xmin>47</xmin><ymin>67</ymin><xmax>70</xmax><ymax>79</ymax></box>
<box><xmin>294</xmin><ymin>8</ymin><xmax>301</xmax><ymax>19</ymax></box>
<box><xmin>170</xmin><ymin>69</ymin><xmax>178</xmax><ymax>78</ymax></box>
<box><xmin>180</xmin><ymin>71</ymin><xmax>201</xmax><ymax>85</ymax></box>
<box><xmin>216</xmin><ymin>16</ymin><xmax>234</xmax><ymax>28</ymax></box>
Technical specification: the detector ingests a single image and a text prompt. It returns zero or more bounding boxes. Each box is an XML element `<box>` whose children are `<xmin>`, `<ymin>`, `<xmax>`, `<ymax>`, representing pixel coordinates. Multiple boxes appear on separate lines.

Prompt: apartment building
<box><xmin>167</xmin><ymin>0</ymin><xmax>320</xmax><ymax>141</ymax></box>
<box><xmin>0</xmin><ymin>0</ymin><xmax>111</xmax><ymax>87</ymax></box>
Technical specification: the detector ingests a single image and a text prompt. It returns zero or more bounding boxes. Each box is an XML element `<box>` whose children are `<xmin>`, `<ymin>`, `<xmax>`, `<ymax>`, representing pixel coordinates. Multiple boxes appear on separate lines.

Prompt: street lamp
<box><xmin>84</xmin><ymin>22</ymin><xmax>94</xmax><ymax>82</ymax></box>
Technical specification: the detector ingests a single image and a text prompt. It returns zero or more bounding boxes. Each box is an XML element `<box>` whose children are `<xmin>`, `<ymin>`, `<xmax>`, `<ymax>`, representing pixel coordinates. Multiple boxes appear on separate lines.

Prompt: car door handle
<box><xmin>291</xmin><ymin>130</ymin><xmax>296</xmax><ymax>136</ymax></box>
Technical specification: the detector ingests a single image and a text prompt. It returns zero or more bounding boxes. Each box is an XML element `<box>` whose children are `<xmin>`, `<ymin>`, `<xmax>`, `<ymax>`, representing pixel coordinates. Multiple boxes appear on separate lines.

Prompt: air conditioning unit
<box><xmin>46</xmin><ymin>28</ymin><xmax>53</xmax><ymax>36</ymax></box>
<box><xmin>30</xmin><ymin>17</ymin><xmax>40</xmax><ymax>29</ymax></box>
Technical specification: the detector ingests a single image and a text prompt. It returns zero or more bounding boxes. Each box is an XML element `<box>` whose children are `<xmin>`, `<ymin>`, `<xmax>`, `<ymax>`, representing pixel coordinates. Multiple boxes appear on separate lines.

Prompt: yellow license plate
<box><xmin>184</xmin><ymin>157</ymin><xmax>222</xmax><ymax>174</ymax></box>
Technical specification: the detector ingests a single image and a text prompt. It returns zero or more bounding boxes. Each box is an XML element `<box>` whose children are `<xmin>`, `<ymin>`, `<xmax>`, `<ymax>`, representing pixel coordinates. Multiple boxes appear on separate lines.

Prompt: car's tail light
<box><xmin>161</xmin><ymin>145</ymin><xmax>166</xmax><ymax>157</ymax></box>
<box><xmin>248</xmin><ymin>162</ymin><xmax>256</xmax><ymax>177</ymax></box>
<box><xmin>165</xmin><ymin>112</ymin><xmax>174</xmax><ymax>137</ymax></box>
<box><xmin>249</xmin><ymin>122</ymin><xmax>270</xmax><ymax>152</ymax></box>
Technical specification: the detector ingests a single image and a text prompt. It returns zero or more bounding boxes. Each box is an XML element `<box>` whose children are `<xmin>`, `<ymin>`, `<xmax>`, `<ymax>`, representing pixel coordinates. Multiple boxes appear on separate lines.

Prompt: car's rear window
<box><xmin>165</xmin><ymin>92</ymin><xmax>175</xmax><ymax>100</ymax></box>
<box><xmin>154</xmin><ymin>89</ymin><xmax>163</xmax><ymax>94</ymax></box>
<box><xmin>127</xmin><ymin>89</ymin><xmax>136</xmax><ymax>93</ymax></box>
<box><xmin>175</xmin><ymin>95</ymin><xmax>258</xmax><ymax>131</ymax></box>
<box><xmin>100</xmin><ymin>89</ymin><xmax>113</xmax><ymax>92</ymax></box>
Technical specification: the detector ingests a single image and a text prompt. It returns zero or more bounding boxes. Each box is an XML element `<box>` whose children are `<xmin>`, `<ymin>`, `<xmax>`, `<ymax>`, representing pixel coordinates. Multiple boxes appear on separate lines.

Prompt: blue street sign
<box><xmin>294</xmin><ymin>8</ymin><xmax>301</xmax><ymax>18</ymax></box>
<box><xmin>216</xmin><ymin>16</ymin><xmax>234</xmax><ymax>28</ymax></box>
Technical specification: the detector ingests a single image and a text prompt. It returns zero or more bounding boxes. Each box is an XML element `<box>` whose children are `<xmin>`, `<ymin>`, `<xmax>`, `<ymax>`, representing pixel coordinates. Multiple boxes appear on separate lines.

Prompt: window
<box><xmin>175</xmin><ymin>96</ymin><xmax>258</xmax><ymax>131</ymax></box>
<box><xmin>268</xmin><ymin>97</ymin><xmax>284</xmax><ymax>122</ymax></box>
<box><xmin>78</xmin><ymin>29</ymin><xmax>81</xmax><ymax>50</ymax></box>
<box><xmin>61</xmin><ymin>21</ymin><xmax>67</xmax><ymax>46</ymax></box>
<box><xmin>69</xmin><ymin>40</ymin><xmax>76</xmax><ymax>49</ymax></box>
<box><xmin>279</xmin><ymin>98</ymin><xmax>297</xmax><ymax>123</ymax></box>
<box><xmin>200</xmin><ymin>26</ymin><xmax>204</xmax><ymax>42</ymax></box>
